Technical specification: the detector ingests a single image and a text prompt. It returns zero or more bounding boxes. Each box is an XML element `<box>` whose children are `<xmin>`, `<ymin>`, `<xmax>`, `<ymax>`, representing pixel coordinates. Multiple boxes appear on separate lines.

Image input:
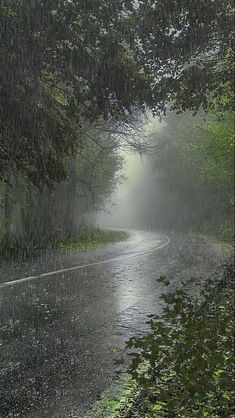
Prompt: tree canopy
<box><xmin>0</xmin><ymin>0</ymin><xmax>233</xmax><ymax>186</ymax></box>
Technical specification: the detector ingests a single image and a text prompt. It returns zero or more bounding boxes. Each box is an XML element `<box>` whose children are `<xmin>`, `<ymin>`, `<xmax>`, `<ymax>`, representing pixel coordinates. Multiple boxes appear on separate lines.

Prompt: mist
<box><xmin>96</xmin><ymin>115</ymin><xmax>164</xmax><ymax>230</ymax></box>
<box><xmin>0</xmin><ymin>2</ymin><xmax>234</xmax><ymax>417</ymax></box>
<box><xmin>96</xmin><ymin>151</ymin><xmax>144</xmax><ymax>229</ymax></box>
<box><xmin>97</xmin><ymin>110</ymin><xmax>234</xmax><ymax>241</ymax></box>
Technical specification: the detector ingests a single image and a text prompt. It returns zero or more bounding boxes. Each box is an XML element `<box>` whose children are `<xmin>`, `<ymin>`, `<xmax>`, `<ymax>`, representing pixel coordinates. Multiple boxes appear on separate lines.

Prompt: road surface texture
<box><xmin>0</xmin><ymin>230</ymin><xmax>229</xmax><ymax>417</ymax></box>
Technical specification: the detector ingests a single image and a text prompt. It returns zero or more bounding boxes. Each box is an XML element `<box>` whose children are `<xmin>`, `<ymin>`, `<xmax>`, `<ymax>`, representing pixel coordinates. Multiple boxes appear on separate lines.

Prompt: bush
<box><xmin>115</xmin><ymin>267</ymin><xmax>235</xmax><ymax>418</ymax></box>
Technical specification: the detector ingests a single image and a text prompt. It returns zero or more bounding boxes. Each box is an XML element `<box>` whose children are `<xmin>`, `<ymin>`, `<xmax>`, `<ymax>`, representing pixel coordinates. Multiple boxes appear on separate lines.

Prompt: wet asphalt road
<box><xmin>0</xmin><ymin>230</ymin><xmax>228</xmax><ymax>418</ymax></box>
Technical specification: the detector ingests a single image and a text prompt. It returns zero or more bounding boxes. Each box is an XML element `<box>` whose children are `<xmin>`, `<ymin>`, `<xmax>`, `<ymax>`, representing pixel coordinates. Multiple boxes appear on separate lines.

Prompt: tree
<box><xmin>0</xmin><ymin>126</ymin><xmax>123</xmax><ymax>254</ymax></box>
<box><xmin>136</xmin><ymin>0</ymin><xmax>234</xmax><ymax>113</ymax></box>
<box><xmin>129</xmin><ymin>110</ymin><xmax>234</xmax><ymax>237</ymax></box>
<box><xmin>0</xmin><ymin>0</ymin><xmax>233</xmax><ymax>186</ymax></box>
<box><xmin>0</xmin><ymin>0</ymin><xmax>152</xmax><ymax>186</ymax></box>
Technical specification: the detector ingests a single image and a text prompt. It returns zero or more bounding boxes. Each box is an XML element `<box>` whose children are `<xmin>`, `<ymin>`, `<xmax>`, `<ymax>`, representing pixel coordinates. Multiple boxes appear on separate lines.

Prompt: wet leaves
<box><xmin>114</xmin><ymin>265</ymin><xmax>235</xmax><ymax>417</ymax></box>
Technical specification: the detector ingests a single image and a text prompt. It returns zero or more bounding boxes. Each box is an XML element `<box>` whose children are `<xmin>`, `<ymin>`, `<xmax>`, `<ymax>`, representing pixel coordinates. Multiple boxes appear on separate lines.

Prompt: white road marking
<box><xmin>0</xmin><ymin>233</ymin><xmax>170</xmax><ymax>289</ymax></box>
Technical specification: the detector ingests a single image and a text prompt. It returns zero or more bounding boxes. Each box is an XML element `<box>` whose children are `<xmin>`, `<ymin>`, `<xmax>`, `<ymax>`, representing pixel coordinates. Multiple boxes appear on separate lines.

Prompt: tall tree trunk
<box><xmin>65</xmin><ymin>157</ymin><xmax>77</xmax><ymax>237</ymax></box>
<box><xmin>3</xmin><ymin>179</ymin><xmax>13</xmax><ymax>245</ymax></box>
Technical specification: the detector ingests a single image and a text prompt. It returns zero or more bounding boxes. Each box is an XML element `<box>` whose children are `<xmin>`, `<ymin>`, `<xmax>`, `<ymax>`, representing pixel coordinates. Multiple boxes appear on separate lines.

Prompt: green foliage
<box><xmin>218</xmin><ymin>223</ymin><xmax>235</xmax><ymax>245</ymax></box>
<box><xmin>139</xmin><ymin>110</ymin><xmax>234</xmax><ymax>239</ymax></box>
<box><xmin>77</xmin><ymin>379</ymin><xmax>137</xmax><ymax>418</ymax></box>
<box><xmin>0</xmin><ymin>0</ymin><xmax>233</xmax><ymax>185</ymax></box>
<box><xmin>0</xmin><ymin>134</ymin><xmax>123</xmax><ymax>260</ymax></box>
<box><xmin>114</xmin><ymin>266</ymin><xmax>235</xmax><ymax>417</ymax></box>
<box><xmin>200</xmin><ymin>113</ymin><xmax>234</xmax><ymax>189</ymax></box>
<box><xmin>56</xmin><ymin>228</ymin><xmax>128</xmax><ymax>252</ymax></box>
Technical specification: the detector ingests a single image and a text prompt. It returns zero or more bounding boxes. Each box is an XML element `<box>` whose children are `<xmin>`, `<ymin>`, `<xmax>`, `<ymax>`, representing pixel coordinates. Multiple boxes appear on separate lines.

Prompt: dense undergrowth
<box><xmin>0</xmin><ymin>226</ymin><xmax>128</xmax><ymax>261</ymax></box>
<box><xmin>79</xmin><ymin>261</ymin><xmax>234</xmax><ymax>418</ymax></box>
<box><xmin>117</xmin><ymin>267</ymin><xmax>234</xmax><ymax>418</ymax></box>
<box><xmin>130</xmin><ymin>112</ymin><xmax>234</xmax><ymax>243</ymax></box>
<box><xmin>194</xmin><ymin>221</ymin><xmax>234</xmax><ymax>249</ymax></box>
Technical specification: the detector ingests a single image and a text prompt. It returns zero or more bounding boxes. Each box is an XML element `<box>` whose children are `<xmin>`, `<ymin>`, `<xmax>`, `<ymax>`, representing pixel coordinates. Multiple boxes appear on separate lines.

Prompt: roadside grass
<box><xmin>56</xmin><ymin>228</ymin><xmax>129</xmax><ymax>252</ymax></box>
<box><xmin>0</xmin><ymin>227</ymin><xmax>129</xmax><ymax>261</ymax></box>
<box><xmin>73</xmin><ymin>262</ymin><xmax>235</xmax><ymax>418</ymax></box>
<box><xmin>68</xmin><ymin>377</ymin><xmax>135</xmax><ymax>418</ymax></box>
<box><xmin>196</xmin><ymin>221</ymin><xmax>234</xmax><ymax>250</ymax></box>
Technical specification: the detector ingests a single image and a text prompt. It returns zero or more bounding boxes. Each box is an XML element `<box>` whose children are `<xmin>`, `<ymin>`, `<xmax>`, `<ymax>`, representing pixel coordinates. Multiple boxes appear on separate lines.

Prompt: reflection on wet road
<box><xmin>0</xmin><ymin>231</ymin><xmax>169</xmax><ymax>289</ymax></box>
<box><xmin>0</xmin><ymin>230</ymin><xmax>226</xmax><ymax>417</ymax></box>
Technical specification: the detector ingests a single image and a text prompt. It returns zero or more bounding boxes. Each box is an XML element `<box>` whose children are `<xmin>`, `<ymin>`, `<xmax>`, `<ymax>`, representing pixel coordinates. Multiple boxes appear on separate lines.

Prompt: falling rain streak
<box><xmin>0</xmin><ymin>1</ymin><xmax>234</xmax><ymax>418</ymax></box>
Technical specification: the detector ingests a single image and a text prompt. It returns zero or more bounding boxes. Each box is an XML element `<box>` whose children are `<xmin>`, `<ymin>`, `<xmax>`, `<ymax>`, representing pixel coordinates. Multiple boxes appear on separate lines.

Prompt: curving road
<box><xmin>0</xmin><ymin>231</ymin><xmax>170</xmax><ymax>289</ymax></box>
<box><xmin>0</xmin><ymin>230</ymin><xmax>227</xmax><ymax>417</ymax></box>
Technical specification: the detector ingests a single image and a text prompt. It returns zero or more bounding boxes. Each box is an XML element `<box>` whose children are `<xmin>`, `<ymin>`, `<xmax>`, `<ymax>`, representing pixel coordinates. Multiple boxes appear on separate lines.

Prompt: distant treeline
<box><xmin>0</xmin><ymin>135</ymin><xmax>122</xmax><ymax>258</ymax></box>
<box><xmin>0</xmin><ymin>1</ymin><xmax>233</xmax><ymax>256</ymax></box>
<box><xmin>134</xmin><ymin>111</ymin><xmax>234</xmax><ymax>241</ymax></box>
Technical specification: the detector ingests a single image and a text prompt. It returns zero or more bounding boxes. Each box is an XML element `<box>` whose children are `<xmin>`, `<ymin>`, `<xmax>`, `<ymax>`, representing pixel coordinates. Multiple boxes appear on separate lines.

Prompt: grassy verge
<box><xmin>75</xmin><ymin>262</ymin><xmax>234</xmax><ymax>418</ymax></box>
<box><xmin>194</xmin><ymin>221</ymin><xmax>234</xmax><ymax>250</ymax></box>
<box><xmin>0</xmin><ymin>226</ymin><xmax>129</xmax><ymax>261</ymax></box>
<box><xmin>56</xmin><ymin>227</ymin><xmax>129</xmax><ymax>252</ymax></box>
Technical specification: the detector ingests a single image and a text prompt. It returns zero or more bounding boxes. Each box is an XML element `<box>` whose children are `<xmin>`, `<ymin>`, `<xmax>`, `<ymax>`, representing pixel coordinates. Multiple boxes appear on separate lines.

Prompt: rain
<box><xmin>0</xmin><ymin>1</ymin><xmax>234</xmax><ymax>418</ymax></box>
